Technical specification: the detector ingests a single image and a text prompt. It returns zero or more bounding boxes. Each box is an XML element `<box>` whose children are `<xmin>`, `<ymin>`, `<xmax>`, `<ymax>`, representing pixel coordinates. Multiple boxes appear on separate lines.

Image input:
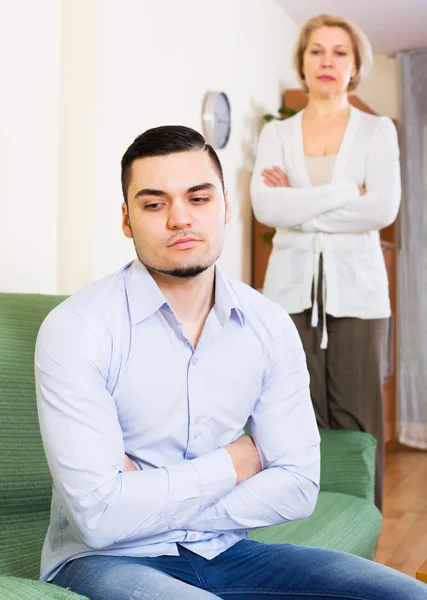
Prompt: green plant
<box><xmin>261</xmin><ymin>230</ymin><xmax>276</xmax><ymax>243</ymax></box>
<box><xmin>263</xmin><ymin>105</ymin><xmax>297</xmax><ymax>122</ymax></box>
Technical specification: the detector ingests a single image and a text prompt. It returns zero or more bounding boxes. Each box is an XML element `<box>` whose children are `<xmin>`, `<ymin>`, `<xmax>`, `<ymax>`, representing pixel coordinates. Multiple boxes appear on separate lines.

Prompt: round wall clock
<box><xmin>202</xmin><ymin>91</ymin><xmax>231</xmax><ymax>149</ymax></box>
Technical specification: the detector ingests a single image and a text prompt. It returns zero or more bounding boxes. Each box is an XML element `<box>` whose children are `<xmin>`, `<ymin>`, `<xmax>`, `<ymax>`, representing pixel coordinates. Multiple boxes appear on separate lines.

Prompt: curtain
<box><xmin>397</xmin><ymin>49</ymin><xmax>427</xmax><ymax>449</ymax></box>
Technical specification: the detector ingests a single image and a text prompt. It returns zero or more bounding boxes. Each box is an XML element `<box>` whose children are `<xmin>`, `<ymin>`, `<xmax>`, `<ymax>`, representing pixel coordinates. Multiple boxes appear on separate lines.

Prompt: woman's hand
<box><xmin>262</xmin><ymin>166</ymin><xmax>289</xmax><ymax>187</ymax></box>
<box><xmin>358</xmin><ymin>185</ymin><xmax>366</xmax><ymax>196</ymax></box>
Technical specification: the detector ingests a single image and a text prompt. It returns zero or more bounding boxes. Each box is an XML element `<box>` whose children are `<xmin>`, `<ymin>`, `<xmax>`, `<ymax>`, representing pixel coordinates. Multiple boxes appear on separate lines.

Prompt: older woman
<box><xmin>251</xmin><ymin>14</ymin><xmax>401</xmax><ymax>510</ymax></box>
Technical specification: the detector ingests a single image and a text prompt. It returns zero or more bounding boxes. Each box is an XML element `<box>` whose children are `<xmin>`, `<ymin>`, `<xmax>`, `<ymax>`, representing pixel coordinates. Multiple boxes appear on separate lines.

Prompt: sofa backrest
<box><xmin>0</xmin><ymin>293</ymin><xmax>66</xmax><ymax>516</ymax></box>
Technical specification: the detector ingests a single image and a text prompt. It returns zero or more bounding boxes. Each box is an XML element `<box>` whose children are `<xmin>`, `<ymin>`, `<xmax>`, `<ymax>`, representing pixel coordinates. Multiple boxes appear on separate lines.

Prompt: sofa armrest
<box><xmin>0</xmin><ymin>576</ymin><xmax>87</xmax><ymax>600</ymax></box>
<box><xmin>319</xmin><ymin>428</ymin><xmax>376</xmax><ymax>502</ymax></box>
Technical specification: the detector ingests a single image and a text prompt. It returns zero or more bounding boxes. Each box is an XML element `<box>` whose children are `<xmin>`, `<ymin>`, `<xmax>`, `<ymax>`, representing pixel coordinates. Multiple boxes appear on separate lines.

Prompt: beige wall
<box><xmin>58</xmin><ymin>0</ymin><xmax>96</xmax><ymax>294</ymax></box>
<box><xmin>357</xmin><ymin>54</ymin><xmax>399</xmax><ymax>120</ymax></box>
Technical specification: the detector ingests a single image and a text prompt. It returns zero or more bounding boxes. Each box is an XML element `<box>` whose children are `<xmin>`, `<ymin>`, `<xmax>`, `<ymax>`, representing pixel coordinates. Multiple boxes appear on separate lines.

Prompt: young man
<box><xmin>35</xmin><ymin>126</ymin><xmax>426</xmax><ymax>599</ymax></box>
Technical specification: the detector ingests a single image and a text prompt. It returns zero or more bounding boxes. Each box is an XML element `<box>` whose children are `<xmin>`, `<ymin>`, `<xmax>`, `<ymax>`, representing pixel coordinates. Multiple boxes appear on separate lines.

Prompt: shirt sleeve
<box><xmin>35</xmin><ymin>308</ymin><xmax>236</xmax><ymax>550</ymax></box>
<box><xmin>300</xmin><ymin>118</ymin><xmax>401</xmax><ymax>233</ymax></box>
<box><xmin>250</xmin><ymin>120</ymin><xmax>360</xmax><ymax>229</ymax></box>
<box><xmin>188</xmin><ymin>312</ymin><xmax>320</xmax><ymax>532</ymax></box>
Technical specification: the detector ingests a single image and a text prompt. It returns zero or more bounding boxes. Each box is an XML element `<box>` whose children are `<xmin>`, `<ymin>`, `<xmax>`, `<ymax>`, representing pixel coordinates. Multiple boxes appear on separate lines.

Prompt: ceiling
<box><xmin>276</xmin><ymin>0</ymin><xmax>427</xmax><ymax>54</ymax></box>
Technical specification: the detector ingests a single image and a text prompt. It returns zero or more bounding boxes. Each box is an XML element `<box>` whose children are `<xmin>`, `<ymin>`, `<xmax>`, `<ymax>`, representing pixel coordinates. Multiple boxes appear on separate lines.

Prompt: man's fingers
<box><xmin>124</xmin><ymin>454</ymin><xmax>138</xmax><ymax>472</ymax></box>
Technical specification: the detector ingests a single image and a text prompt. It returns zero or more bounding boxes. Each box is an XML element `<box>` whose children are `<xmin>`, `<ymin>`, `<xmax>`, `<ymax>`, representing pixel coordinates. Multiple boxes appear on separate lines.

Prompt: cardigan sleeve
<box><xmin>300</xmin><ymin>118</ymin><xmax>401</xmax><ymax>233</ymax></box>
<box><xmin>250</xmin><ymin>120</ymin><xmax>360</xmax><ymax>229</ymax></box>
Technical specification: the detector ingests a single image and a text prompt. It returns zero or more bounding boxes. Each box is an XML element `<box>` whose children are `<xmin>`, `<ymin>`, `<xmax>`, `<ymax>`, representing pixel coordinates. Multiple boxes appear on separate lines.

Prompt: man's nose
<box><xmin>167</xmin><ymin>202</ymin><xmax>193</xmax><ymax>229</ymax></box>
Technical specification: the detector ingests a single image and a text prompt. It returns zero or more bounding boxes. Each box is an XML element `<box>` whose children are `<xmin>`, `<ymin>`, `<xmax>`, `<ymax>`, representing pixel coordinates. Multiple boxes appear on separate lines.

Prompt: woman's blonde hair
<box><xmin>293</xmin><ymin>14</ymin><xmax>372</xmax><ymax>93</ymax></box>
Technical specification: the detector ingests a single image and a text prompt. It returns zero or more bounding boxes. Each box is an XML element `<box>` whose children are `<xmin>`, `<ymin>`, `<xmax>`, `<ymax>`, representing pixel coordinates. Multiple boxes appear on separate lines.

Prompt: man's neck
<box><xmin>149</xmin><ymin>265</ymin><xmax>216</xmax><ymax>347</ymax></box>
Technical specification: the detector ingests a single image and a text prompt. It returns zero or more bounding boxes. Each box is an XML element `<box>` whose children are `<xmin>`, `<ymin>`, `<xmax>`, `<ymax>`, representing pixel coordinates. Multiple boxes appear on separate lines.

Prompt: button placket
<box><xmin>187</xmin><ymin>348</ymin><xmax>206</xmax><ymax>456</ymax></box>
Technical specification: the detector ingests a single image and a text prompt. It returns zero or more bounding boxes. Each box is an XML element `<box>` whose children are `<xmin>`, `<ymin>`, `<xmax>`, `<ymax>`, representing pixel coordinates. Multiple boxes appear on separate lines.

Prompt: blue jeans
<box><xmin>51</xmin><ymin>540</ymin><xmax>427</xmax><ymax>599</ymax></box>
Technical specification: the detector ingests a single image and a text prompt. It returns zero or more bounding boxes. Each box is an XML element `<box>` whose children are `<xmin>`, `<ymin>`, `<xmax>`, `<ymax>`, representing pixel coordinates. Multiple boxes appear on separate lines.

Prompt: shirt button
<box><xmin>191</xmin><ymin>357</ymin><xmax>198</xmax><ymax>366</ymax></box>
<box><xmin>194</xmin><ymin>431</ymin><xmax>202</xmax><ymax>440</ymax></box>
<box><xmin>168</xmin><ymin>519</ymin><xmax>176</xmax><ymax>529</ymax></box>
<box><xmin>184</xmin><ymin>340</ymin><xmax>191</xmax><ymax>348</ymax></box>
<box><xmin>189</xmin><ymin>534</ymin><xmax>196</xmax><ymax>541</ymax></box>
<box><xmin>194</xmin><ymin>416</ymin><xmax>201</xmax><ymax>424</ymax></box>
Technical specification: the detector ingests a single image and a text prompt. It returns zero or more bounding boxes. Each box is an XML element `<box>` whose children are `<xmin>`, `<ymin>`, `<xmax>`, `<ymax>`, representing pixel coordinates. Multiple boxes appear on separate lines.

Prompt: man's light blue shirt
<box><xmin>35</xmin><ymin>260</ymin><xmax>320</xmax><ymax>581</ymax></box>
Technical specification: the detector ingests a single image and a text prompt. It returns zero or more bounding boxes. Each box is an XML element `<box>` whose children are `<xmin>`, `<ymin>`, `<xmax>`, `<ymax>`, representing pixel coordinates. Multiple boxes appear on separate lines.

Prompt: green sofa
<box><xmin>0</xmin><ymin>293</ymin><xmax>382</xmax><ymax>599</ymax></box>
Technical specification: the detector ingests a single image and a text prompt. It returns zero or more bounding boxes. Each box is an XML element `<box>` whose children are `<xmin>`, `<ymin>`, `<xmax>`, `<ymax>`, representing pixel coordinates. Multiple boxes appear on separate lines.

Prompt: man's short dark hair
<box><xmin>121</xmin><ymin>125</ymin><xmax>225</xmax><ymax>203</ymax></box>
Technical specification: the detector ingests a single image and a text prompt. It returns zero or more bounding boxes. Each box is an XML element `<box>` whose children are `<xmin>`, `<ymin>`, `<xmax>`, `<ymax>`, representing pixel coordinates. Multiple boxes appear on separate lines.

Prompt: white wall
<box><xmin>83</xmin><ymin>0</ymin><xmax>299</xmax><ymax>290</ymax></box>
<box><xmin>357</xmin><ymin>54</ymin><xmax>399</xmax><ymax>120</ymax></box>
<box><xmin>1</xmin><ymin>0</ymin><xmax>298</xmax><ymax>293</ymax></box>
<box><xmin>0</xmin><ymin>0</ymin><xmax>61</xmax><ymax>293</ymax></box>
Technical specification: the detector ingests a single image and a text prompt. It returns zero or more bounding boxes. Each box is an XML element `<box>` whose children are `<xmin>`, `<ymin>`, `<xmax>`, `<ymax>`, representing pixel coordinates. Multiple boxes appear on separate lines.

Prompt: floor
<box><xmin>375</xmin><ymin>448</ymin><xmax>427</xmax><ymax>577</ymax></box>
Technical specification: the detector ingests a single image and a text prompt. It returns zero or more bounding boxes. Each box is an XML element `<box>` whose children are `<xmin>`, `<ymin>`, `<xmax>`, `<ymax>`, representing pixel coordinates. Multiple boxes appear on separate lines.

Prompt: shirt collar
<box><xmin>125</xmin><ymin>260</ymin><xmax>169</xmax><ymax>324</ymax></box>
<box><xmin>125</xmin><ymin>260</ymin><xmax>245</xmax><ymax>327</ymax></box>
<box><xmin>214</xmin><ymin>266</ymin><xmax>246</xmax><ymax>327</ymax></box>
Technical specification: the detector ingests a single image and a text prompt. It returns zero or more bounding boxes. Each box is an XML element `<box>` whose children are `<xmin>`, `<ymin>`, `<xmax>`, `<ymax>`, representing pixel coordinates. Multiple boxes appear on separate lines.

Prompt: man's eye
<box><xmin>145</xmin><ymin>203</ymin><xmax>163</xmax><ymax>210</ymax></box>
<box><xmin>191</xmin><ymin>197</ymin><xmax>210</xmax><ymax>203</ymax></box>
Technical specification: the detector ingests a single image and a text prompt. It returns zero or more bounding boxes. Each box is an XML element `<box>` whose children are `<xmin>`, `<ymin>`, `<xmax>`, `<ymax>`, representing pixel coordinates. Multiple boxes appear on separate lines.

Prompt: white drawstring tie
<box><xmin>311</xmin><ymin>234</ymin><xmax>328</xmax><ymax>349</ymax></box>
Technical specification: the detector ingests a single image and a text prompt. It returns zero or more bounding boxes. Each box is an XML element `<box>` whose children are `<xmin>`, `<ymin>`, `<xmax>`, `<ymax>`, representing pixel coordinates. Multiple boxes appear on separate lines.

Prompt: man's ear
<box><xmin>122</xmin><ymin>202</ymin><xmax>133</xmax><ymax>239</ymax></box>
<box><xmin>224</xmin><ymin>189</ymin><xmax>232</xmax><ymax>225</ymax></box>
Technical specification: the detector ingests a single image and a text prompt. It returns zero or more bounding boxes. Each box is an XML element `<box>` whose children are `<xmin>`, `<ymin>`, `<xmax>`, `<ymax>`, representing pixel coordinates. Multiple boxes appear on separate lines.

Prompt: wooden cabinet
<box><xmin>251</xmin><ymin>89</ymin><xmax>398</xmax><ymax>449</ymax></box>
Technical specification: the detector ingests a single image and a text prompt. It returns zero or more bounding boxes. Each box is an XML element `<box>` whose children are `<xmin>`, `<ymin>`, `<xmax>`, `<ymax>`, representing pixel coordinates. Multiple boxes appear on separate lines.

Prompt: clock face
<box><xmin>202</xmin><ymin>91</ymin><xmax>231</xmax><ymax>149</ymax></box>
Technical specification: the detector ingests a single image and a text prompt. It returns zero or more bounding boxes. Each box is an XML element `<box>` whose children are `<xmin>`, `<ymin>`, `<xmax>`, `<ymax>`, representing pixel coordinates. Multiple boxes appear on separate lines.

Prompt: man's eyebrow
<box><xmin>135</xmin><ymin>188</ymin><xmax>165</xmax><ymax>200</ymax></box>
<box><xmin>187</xmin><ymin>182</ymin><xmax>216</xmax><ymax>193</ymax></box>
<box><xmin>135</xmin><ymin>182</ymin><xmax>216</xmax><ymax>200</ymax></box>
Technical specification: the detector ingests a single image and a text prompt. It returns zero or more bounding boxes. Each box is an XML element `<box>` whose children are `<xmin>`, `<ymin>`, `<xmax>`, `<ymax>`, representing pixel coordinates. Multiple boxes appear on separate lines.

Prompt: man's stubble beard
<box><xmin>142</xmin><ymin>260</ymin><xmax>212</xmax><ymax>279</ymax></box>
<box><xmin>128</xmin><ymin>218</ymin><xmax>223</xmax><ymax>279</ymax></box>
<box><xmin>132</xmin><ymin>237</ymin><xmax>221</xmax><ymax>280</ymax></box>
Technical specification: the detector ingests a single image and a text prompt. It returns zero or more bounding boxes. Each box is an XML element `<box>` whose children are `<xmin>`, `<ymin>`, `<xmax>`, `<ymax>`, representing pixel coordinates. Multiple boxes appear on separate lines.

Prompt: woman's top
<box><xmin>305</xmin><ymin>154</ymin><xmax>337</xmax><ymax>186</ymax></box>
<box><xmin>304</xmin><ymin>154</ymin><xmax>337</xmax><ymax>346</ymax></box>
<box><xmin>250</xmin><ymin>106</ymin><xmax>401</xmax><ymax>348</ymax></box>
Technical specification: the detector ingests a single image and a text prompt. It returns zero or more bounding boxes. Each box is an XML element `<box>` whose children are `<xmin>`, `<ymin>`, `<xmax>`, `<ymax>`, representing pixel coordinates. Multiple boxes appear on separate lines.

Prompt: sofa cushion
<box><xmin>319</xmin><ymin>428</ymin><xmax>377</xmax><ymax>502</ymax></box>
<box><xmin>0</xmin><ymin>511</ymin><xmax>50</xmax><ymax>579</ymax></box>
<box><xmin>0</xmin><ymin>294</ymin><xmax>66</xmax><ymax>516</ymax></box>
<box><xmin>249</xmin><ymin>491</ymin><xmax>382</xmax><ymax>560</ymax></box>
<box><xmin>0</xmin><ymin>575</ymin><xmax>86</xmax><ymax>599</ymax></box>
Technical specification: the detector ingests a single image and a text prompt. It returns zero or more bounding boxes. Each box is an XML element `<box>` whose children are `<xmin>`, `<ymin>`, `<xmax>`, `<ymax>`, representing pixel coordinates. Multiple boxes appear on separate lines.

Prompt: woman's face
<box><xmin>302</xmin><ymin>26</ymin><xmax>358</xmax><ymax>97</ymax></box>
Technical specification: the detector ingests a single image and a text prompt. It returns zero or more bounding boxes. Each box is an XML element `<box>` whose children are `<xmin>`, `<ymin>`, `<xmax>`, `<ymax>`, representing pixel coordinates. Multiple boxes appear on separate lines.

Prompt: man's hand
<box><xmin>262</xmin><ymin>166</ymin><xmax>289</xmax><ymax>188</ymax></box>
<box><xmin>124</xmin><ymin>455</ymin><xmax>138</xmax><ymax>472</ymax></box>
<box><xmin>224</xmin><ymin>435</ymin><xmax>261</xmax><ymax>484</ymax></box>
<box><xmin>125</xmin><ymin>436</ymin><xmax>262</xmax><ymax>484</ymax></box>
